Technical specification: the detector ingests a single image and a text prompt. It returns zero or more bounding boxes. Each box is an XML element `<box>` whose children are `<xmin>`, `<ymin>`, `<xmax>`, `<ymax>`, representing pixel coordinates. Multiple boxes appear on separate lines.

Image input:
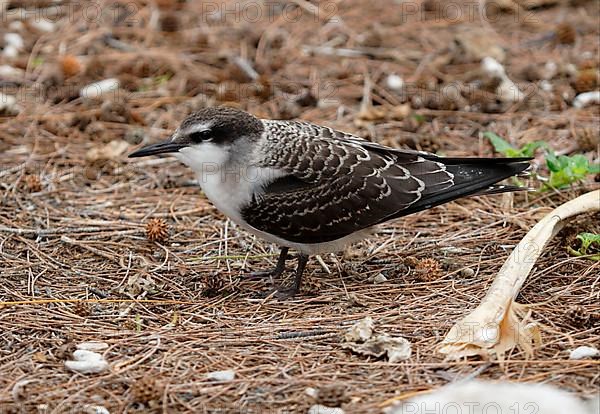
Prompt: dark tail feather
<box><xmin>396</xmin><ymin>158</ymin><xmax>531</xmax><ymax>217</ymax></box>
<box><xmin>471</xmin><ymin>184</ymin><xmax>531</xmax><ymax>196</ymax></box>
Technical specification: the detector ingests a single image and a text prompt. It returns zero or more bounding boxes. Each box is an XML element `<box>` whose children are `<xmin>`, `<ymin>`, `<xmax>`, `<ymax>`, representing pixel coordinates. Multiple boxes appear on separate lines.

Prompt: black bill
<box><xmin>128</xmin><ymin>140</ymin><xmax>186</xmax><ymax>158</ymax></box>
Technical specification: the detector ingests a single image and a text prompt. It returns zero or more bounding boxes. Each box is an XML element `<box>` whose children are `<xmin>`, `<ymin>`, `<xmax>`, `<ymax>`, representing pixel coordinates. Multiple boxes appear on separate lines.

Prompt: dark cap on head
<box><xmin>129</xmin><ymin>106</ymin><xmax>264</xmax><ymax>158</ymax></box>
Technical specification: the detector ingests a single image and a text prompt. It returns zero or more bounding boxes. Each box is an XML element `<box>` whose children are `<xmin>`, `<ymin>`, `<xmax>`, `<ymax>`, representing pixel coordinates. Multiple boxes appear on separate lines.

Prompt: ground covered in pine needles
<box><xmin>0</xmin><ymin>0</ymin><xmax>599</xmax><ymax>412</ymax></box>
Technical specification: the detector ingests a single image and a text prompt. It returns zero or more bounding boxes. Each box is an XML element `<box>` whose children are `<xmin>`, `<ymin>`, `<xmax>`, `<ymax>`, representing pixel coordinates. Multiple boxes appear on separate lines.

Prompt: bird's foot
<box><xmin>262</xmin><ymin>284</ymin><xmax>300</xmax><ymax>300</ymax></box>
<box><xmin>241</xmin><ymin>269</ymin><xmax>280</xmax><ymax>279</ymax></box>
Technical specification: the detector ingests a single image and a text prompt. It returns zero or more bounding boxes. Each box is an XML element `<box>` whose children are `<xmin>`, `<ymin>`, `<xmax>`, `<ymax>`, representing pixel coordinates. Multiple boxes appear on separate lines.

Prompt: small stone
<box><xmin>0</xmin><ymin>92</ymin><xmax>21</xmax><ymax>116</ymax></box>
<box><xmin>372</xmin><ymin>273</ymin><xmax>388</xmax><ymax>284</ymax></box>
<box><xmin>65</xmin><ymin>350</ymin><xmax>109</xmax><ymax>374</ymax></box>
<box><xmin>80</xmin><ymin>78</ymin><xmax>120</xmax><ymax>99</ymax></box>
<box><xmin>308</xmin><ymin>405</ymin><xmax>345</xmax><ymax>414</ymax></box>
<box><xmin>77</xmin><ymin>342</ymin><xmax>109</xmax><ymax>351</ymax></box>
<box><xmin>460</xmin><ymin>267</ymin><xmax>475</xmax><ymax>277</ymax></box>
<box><xmin>569</xmin><ymin>346</ymin><xmax>599</xmax><ymax>360</ymax></box>
<box><xmin>573</xmin><ymin>91</ymin><xmax>600</xmax><ymax>108</ymax></box>
<box><xmin>386</xmin><ymin>74</ymin><xmax>404</xmax><ymax>91</ymax></box>
<box><xmin>4</xmin><ymin>33</ymin><xmax>24</xmax><ymax>50</ymax></box>
<box><xmin>206</xmin><ymin>370</ymin><xmax>235</xmax><ymax>381</ymax></box>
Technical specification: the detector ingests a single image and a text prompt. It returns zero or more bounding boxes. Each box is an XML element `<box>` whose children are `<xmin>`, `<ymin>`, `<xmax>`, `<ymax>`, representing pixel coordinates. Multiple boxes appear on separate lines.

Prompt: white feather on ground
<box><xmin>387</xmin><ymin>380</ymin><xmax>598</xmax><ymax>414</ymax></box>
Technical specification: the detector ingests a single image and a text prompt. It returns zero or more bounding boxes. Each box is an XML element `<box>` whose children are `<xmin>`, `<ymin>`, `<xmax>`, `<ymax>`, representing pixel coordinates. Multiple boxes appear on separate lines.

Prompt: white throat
<box><xmin>174</xmin><ymin>143</ymin><xmax>285</xmax><ymax>224</ymax></box>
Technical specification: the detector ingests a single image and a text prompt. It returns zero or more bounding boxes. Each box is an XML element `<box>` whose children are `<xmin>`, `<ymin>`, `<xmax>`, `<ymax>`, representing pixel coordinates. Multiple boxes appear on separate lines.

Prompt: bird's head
<box><xmin>128</xmin><ymin>106</ymin><xmax>263</xmax><ymax>169</ymax></box>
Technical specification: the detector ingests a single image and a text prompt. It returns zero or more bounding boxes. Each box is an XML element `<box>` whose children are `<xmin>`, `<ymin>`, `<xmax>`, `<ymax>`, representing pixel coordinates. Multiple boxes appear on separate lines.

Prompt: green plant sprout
<box><xmin>545</xmin><ymin>152</ymin><xmax>600</xmax><ymax>189</ymax></box>
<box><xmin>484</xmin><ymin>132</ymin><xmax>599</xmax><ymax>190</ymax></box>
<box><xmin>483</xmin><ymin>132</ymin><xmax>548</xmax><ymax>158</ymax></box>
<box><xmin>567</xmin><ymin>232</ymin><xmax>600</xmax><ymax>261</ymax></box>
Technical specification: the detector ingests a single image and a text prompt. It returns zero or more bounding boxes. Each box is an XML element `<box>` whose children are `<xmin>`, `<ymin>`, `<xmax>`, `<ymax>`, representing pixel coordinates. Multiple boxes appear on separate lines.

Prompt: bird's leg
<box><xmin>274</xmin><ymin>253</ymin><xmax>309</xmax><ymax>299</ymax></box>
<box><xmin>244</xmin><ymin>247</ymin><xmax>289</xmax><ymax>279</ymax></box>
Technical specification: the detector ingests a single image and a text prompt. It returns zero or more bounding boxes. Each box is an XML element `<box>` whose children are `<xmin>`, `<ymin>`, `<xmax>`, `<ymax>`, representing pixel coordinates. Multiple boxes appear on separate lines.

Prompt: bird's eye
<box><xmin>189</xmin><ymin>130</ymin><xmax>212</xmax><ymax>143</ymax></box>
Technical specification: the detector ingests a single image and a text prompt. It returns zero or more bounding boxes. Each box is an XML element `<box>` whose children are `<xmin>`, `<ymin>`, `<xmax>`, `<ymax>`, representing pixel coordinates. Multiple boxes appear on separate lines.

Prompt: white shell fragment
<box><xmin>29</xmin><ymin>19</ymin><xmax>55</xmax><ymax>33</ymax></box>
<box><xmin>569</xmin><ymin>345</ymin><xmax>599</xmax><ymax>360</ymax></box>
<box><xmin>0</xmin><ymin>92</ymin><xmax>21</xmax><ymax>116</ymax></box>
<box><xmin>386</xmin><ymin>74</ymin><xmax>404</xmax><ymax>91</ymax></box>
<box><xmin>0</xmin><ymin>65</ymin><xmax>24</xmax><ymax>77</ymax></box>
<box><xmin>308</xmin><ymin>405</ymin><xmax>345</xmax><ymax>414</ymax></box>
<box><xmin>343</xmin><ymin>317</ymin><xmax>411</xmax><ymax>362</ymax></box>
<box><xmin>84</xmin><ymin>406</ymin><xmax>110</xmax><ymax>414</ymax></box>
<box><xmin>481</xmin><ymin>57</ymin><xmax>524</xmax><ymax>102</ymax></box>
<box><xmin>65</xmin><ymin>350</ymin><xmax>109</xmax><ymax>374</ymax></box>
<box><xmin>344</xmin><ymin>316</ymin><xmax>374</xmax><ymax>342</ymax></box>
<box><xmin>206</xmin><ymin>369</ymin><xmax>236</xmax><ymax>381</ymax></box>
<box><xmin>4</xmin><ymin>33</ymin><xmax>24</xmax><ymax>50</ymax></box>
<box><xmin>387</xmin><ymin>380</ymin><xmax>595</xmax><ymax>414</ymax></box>
<box><xmin>573</xmin><ymin>91</ymin><xmax>600</xmax><ymax>109</ymax></box>
<box><xmin>369</xmin><ymin>273</ymin><xmax>388</xmax><ymax>284</ymax></box>
<box><xmin>344</xmin><ymin>334</ymin><xmax>412</xmax><ymax>363</ymax></box>
<box><xmin>80</xmin><ymin>78</ymin><xmax>120</xmax><ymax>99</ymax></box>
<box><xmin>77</xmin><ymin>342</ymin><xmax>109</xmax><ymax>352</ymax></box>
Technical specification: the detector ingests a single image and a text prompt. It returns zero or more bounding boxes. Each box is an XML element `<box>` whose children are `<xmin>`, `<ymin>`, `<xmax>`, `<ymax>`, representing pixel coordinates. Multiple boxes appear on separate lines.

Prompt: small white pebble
<box><xmin>65</xmin><ymin>350</ymin><xmax>109</xmax><ymax>374</ymax></box>
<box><xmin>4</xmin><ymin>33</ymin><xmax>24</xmax><ymax>49</ymax></box>
<box><xmin>386</xmin><ymin>74</ymin><xmax>404</xmax><ymax>91</ymax></box>
<box><xmin>0</xmin><ymin>65</ymin><xmax>23</xmax><ymax>77</ymax></box>
<box><xmin>305</xmin><ymin>387</ymin><xmax>318</xmax><ymax>398</ymax></box>
<box><xmin>482</xmin><ymin>56</ymin><xmax>506</xmax><ymax>78</ymax></box>
<box><xmin>569</xmin><ymin>345</ymin><xmax>599</xmax><ymax>360</ymax></box>
<box><xmin>372</xmin><ymin>273</ymin><xmax>388</xmax><ymax>284</ymax></box>
<box><xmin>308</xmin><ymin>405</ymin><xmax>345</xmax><ymax>414</ymax></box>
<box><xmin>573</xmin><ymin>91</ymin><xmax>600</xmax><ymax>109</ymax></box>
<box><xmin>540</xmin><ymin>80</ymin><xmax>553</xmax><ymax>92</ymax></box>
<box><xmin>0</xmin><ymin>92</ymin><xmax>21</xmax><ymax>115</ymax></box>
<box><xmin>8</xmin><ymin>21</ymin><xmax>25</xmax><ymax>31</ymax></box>
<box><xmin>206</xmin><ymin>369</ymin><xmax>235</xmax><ymax>382</ymax></box>
<box><xmin>80</xmin><ymin>78</ymin><xmax>120</xmax><ymax>99</ymax></box>
<box><xmin>77</xmin><ymin>342</ymin><xmax>109</xmax><ymax>351</ymax></box>
<box><xmin>542</xmin><ymin>61</ymin><xmax>557</xmax><ymax>79</ymax></box>
<box><xmin>460</xmin><ymin>267</ymin><xmax>475</xmax><ymax>277</ymax></box>
<box><xmin>84</xmin><ymin>405</ymin><xmax>110</xmax><ymax>414</ymax></box>
<box><xmin>30</xmin><ymin>19</ymin><xmax>55</xmax><ymax>33</ymax></box>
<box><xmin>2</xmin><ymin>45</ymin><xmax>19</xmax><ymax>58</ymax></box>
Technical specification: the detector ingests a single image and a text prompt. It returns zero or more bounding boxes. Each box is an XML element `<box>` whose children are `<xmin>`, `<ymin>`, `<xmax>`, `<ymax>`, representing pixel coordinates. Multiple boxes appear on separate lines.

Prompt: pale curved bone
<box><xmin>438</xmin><ymin>190</ymin><xmax>600</xmax><ymax>359</ymax></box>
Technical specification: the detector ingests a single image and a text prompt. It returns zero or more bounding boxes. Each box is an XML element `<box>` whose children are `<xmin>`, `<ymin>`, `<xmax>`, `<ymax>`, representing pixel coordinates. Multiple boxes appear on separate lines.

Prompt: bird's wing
<box><xmin>240</xmin><ymin>120</ymin><xmax>529</xmax><ymax>244</ymax></box>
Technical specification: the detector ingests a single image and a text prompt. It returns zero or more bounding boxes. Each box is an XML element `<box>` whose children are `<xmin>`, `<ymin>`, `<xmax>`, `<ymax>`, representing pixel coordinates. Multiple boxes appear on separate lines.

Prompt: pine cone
<box><xmin>24</xmin><ymin>174</ymin><xmax>42</xmax><ymax>193</ymax></box>
<box><xmin>202</xmin><ymin>273</ymin><xmax>225</xmax><ymax>297</ymax></box>
<box><xmin>73</xmin><ymin>301</ymin><xmax>91</xmax><ymax>317</ymax></box>
<box><xmin>572</xmin><ymin>69</ymin><xmax>599</xmax><ymax>93</ymax></box>
<box><xmin>160</xmin><ymin>12</ymin><xmax>180</xmax><ymax>32</ymax></box>
<box><xmin>146</xmin><ymin>218</ymin><xmax>169</xmax><ymax>243</ymax></box>
<box><xmin>317</xmin><ymin>383</ymin><xmax>350</xmax><ymax>407</ymax></box>
<box><xmin>565</xmin><ymin>305</ymin><xmax>590</xmax><ymax>328</ymax></box>
<box><xmin>131</xmin><ymin>376</ymin><xmax>164</xmax><ymax>404</ymax></box>
<box><xmin>414</xmin><ymin>258</ymin><xmax>442</xmax><ymax>282</ymax></box>
<box><xmin>555</xmin><ymin>23</ymin><xmax>576</xmax><ymax>45</ymax></box>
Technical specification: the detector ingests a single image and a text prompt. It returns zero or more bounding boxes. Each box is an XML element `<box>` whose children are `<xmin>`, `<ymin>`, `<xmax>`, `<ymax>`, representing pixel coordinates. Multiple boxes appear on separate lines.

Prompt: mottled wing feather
<box><xmin>241</xmin><ymin>121</ymin><xmax>454</xmax><ymax>244</ymax></box>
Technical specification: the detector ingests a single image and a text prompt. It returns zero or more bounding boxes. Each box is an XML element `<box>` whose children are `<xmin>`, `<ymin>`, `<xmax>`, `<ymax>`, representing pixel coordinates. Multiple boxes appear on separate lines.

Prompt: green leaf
<box><xmin>520</xmin><ymin>141</ymin><xmax>548</xmax><ymax>157</ymax></box>
<box><xmin>483</xmin><ymin>132</ymin><xmax>516</xmax><ymax>157</ymax></box>
<box><xmin>32</xmin><ymin>57</ymin><xmax>44</xmax><ymax>68</ymax></box>
<box><xmin>568</xmin><ymin>232</ymin><xmax>600</xmax><ymax>261</ymax></box>
<box><xmin>484</xmin><ymin>132</ymin><xmax>545</xmax><ymax>158</ymax></box>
